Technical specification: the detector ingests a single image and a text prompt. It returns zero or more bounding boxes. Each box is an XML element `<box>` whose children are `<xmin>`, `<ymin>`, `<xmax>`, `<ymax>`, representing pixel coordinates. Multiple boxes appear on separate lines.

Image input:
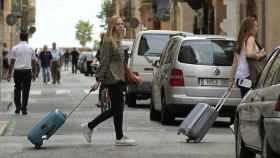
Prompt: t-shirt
<box><xmin>39</xmin><ymin>51</ymin><xmax>52</xmax><ymax>67</ymax></box>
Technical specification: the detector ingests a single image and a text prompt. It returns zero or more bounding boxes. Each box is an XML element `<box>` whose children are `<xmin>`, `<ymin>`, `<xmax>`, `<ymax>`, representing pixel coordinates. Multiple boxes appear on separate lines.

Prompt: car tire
<box><xmin>126</xmin><ymin>93</ymin><xmax>136</xmax><ymax>107</ymax></box>
<box><xmin>235</xmin><ymin>117</ymin><xmax>256</xmax><ymax>158</ymax></box>
<box><xmin>262</xmin><ymin>134</ymin><xmax>279</xmax><ymax>158</ymax></box>
<box><xmin>160</xmin><ymin>93</ymin><xmax>174</xmax><ymax>125</ymax></box>
<box><xmin>150</xmin><ymin>96</ymin><xmax>160</xmax><ymax>121</ymax></box>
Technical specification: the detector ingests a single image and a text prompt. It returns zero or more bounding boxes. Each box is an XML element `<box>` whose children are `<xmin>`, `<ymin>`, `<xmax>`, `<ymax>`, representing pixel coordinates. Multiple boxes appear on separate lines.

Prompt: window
<box><xmin>138</xmin><ymin>34</ymin><xmax>170</xmax><ymax>57</ymax></box>
<box><xmin>264</xmin><ymin>50</ymin><xmax>280</xmax><ymax>87</ymax></box>
<box><xmin>178</xmin><ymin>40</ymin><xmax>235</xmax><ymax>66</ymax></box>
<box><xmin>163</xmin><ymin>39</ymin><xmax>177</xmax><ymax>64</ymax></box>
<box><xmin>0</xmin><ymin>0</ymin><xmax>3</xmax><ymax>10</ymax></box>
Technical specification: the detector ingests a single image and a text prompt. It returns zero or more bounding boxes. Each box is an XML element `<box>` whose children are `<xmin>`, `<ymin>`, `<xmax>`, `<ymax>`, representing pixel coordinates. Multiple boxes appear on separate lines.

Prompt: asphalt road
<box><xmin>0</xmin><ymin>70</ymin><xmax>236</xmax><ymax>158</ymax></box>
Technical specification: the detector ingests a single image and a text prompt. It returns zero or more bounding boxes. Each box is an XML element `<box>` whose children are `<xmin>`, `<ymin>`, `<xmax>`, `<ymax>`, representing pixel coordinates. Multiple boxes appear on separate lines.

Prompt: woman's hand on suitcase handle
<box><xmin>90</xmin><ymin>81</ymin><xmax>100</xmax><ymax>92</ymax></box>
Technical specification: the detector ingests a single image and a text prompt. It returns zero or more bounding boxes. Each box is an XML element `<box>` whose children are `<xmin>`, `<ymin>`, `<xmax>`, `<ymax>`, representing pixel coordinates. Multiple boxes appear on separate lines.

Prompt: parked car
<box><xmin>235</xmin><ymin>47</ymin><xmax>280</xmax><ymax>158</ymax></box>
<box><xmin>126</xmin><ymin>30</ymin><xmax>193</xmax><ymax>107</ymax></box>
<box><xmin>150</xmin><ymin>34</ymin><xmax>242</xmax><ymax>124</ymax></box>
<box><xmin>121</xmin><ymin>39</ymin><xmax>134</xmax><ymax>64</ymax></box>
<box><xmin>78</xmin><ymin>51</ymin><xmax>97</xmax><ymax>76</ymax></box>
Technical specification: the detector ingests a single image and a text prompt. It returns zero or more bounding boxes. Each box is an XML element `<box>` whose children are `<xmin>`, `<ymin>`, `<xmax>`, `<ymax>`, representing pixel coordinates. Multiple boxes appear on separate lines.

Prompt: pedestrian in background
<box><xmin>50</xmin><ymin>42</ymin><xmax>62</xmax><ymax>84</ymax></box>
<box><xmin>229</xmin><ymin>17</ymin><xmax>266</xmax><ymax>97</ymax></box>
<box><xmin>2</xmin><ymin>42</ymin><xmax>10</xmax><ymax>79</ymax></box>
<box><xmin>39</xmin><ymin>45</ymin><xmax>52</xmax><ymax>84</ymax></box>
<box><xmin>71</xmin><ymin>47</ymin><xmax>79</xmax><ymax>74</ymax></box>
<box><xmin>81</xmin><ymin>15</ymin><xmax>138</xmax><ymax>146</ymax></box>
<box><xmin>7</xmin><ymin>32</ymin><xmax>36</xmax><ymax>115</ymax></box>
<box><xmin>63</xmin><ymin>49</ymin><xmax>70</xmax><ymax>71</ymax></box>
<box><xmin>229</xmin><ymin>17</ymin><xmax>266</xmax><ymax>132</ymax></box>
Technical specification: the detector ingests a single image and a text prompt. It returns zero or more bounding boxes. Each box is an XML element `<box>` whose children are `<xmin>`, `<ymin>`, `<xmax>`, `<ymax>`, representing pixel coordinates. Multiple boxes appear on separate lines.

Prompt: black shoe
<box><xmin>15</xmin><ymin>110</ymin><xmax>20</xmax><ymax>114</ymax></box>
<box><xmin>22</xmin><ymin>111</ymin><xmax>28</xmax><ymax>115</ymax></box>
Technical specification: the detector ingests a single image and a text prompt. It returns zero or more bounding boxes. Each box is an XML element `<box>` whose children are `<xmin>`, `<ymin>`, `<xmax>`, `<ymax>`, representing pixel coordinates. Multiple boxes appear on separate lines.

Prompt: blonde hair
<box><xmin>106</xmin><ymin>15</ymin><xmax>124</xmax><ymax>48</ymax></box>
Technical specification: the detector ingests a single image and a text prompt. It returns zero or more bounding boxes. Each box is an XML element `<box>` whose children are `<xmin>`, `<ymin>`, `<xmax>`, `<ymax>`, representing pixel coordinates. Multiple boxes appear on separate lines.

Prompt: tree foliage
<box><xmin>75</xmin><ymin>20</ymin><xmax>93</xmax><ymax>47</ymax></box>
<box><xmin>96</xmin><ymin>0</ymin><xmax>112</xmax><ymax>28</ymax></box>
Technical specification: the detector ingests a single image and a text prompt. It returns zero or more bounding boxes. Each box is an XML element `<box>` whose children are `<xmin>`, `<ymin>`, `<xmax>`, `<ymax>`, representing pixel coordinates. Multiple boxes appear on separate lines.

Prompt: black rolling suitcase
<box><xmin>177</xmin><ymin>90</ymin><xmax>232</xmax><ymax>143</ymax></box>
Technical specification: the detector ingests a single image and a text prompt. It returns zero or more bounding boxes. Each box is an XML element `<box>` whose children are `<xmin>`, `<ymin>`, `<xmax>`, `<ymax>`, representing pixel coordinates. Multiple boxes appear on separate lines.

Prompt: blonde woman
<box><xmin>81</xmin><ymin>16</ymin><xmax>137</xmax><ymax>146</ymax></box>
<box><xmin>229</xmin><ymin>17</ymin><xmax>266</xmax><ymax>97</ymax></box>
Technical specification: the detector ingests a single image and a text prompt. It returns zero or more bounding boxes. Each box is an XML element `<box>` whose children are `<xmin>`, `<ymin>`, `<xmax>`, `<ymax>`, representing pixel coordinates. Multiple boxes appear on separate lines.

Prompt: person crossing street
<box><xmin>50</xmin><ymin>42</ymin><xmax>62</xmax><ymax>84</ymax></box>
<box><xmin>7</xmin><ymin>32</ymin><xmax>36</xmax><ymax>115</ymax></box>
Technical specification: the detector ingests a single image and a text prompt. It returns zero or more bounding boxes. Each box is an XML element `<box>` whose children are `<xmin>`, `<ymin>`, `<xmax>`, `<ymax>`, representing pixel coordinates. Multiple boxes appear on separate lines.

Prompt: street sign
<box><xmin>6</xmin><ymin>14</ymin><xmax>17</xmax><ymax>26</ymax></box>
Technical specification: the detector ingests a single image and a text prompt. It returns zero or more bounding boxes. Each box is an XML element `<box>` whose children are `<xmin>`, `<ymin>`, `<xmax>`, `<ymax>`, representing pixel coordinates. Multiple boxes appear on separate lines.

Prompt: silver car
<box><xmin>126</xmin><ymin>30</ymin><xmax>192</xmax><ymax>107</ymax></box>
<box><xmin>151</xmin><ymin>35</ymin><xmax>242</xmax><ymax>124</ymax></box>
<box><xmin>235</xmin><ymin>47</ymin><xmax>280</xmax><ymax>158</ymax></box>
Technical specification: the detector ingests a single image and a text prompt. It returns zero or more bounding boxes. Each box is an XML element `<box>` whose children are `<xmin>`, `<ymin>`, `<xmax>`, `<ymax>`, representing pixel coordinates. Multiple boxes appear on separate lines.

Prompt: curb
<box><xmin>0</xmin><ymin>121</ymin><xmax>9</xmax><ymax>136</ymax></box>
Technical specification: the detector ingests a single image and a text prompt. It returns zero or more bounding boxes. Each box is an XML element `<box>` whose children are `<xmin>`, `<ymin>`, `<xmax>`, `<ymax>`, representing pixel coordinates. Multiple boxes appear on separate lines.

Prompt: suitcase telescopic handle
<box><xmin>214</xmin><ymin>88</ymin><xmax>233</xmax><ymax>112</ymax></box>
<box><xmin>66</xmin><ymin>88</ymin><xmax>95</xmax><ymax>118</ymax></box>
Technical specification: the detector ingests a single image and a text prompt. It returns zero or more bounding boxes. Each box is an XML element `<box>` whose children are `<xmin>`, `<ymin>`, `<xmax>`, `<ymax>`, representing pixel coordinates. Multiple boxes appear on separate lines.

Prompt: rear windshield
<box><xmin>178</xmin><ymin>40</ymin><xmax>235</xmax><ymax>66</ymax></box>
<box><xmin>138</xmin><ymin>34</ymin><xmax>170</xmax><ymax>57</ymax></box>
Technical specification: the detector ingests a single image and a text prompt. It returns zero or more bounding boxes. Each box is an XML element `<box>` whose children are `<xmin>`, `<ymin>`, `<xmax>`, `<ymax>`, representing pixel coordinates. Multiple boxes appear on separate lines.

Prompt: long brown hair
<box><xmin>236</xmin><ymin>17</ymin><xmax>256</xmax><ymax>54</ymax></box>
<box><xmin>106</xmin><ymin>15</ymin><xmax>124</xmax><ymax>48</ymax></box>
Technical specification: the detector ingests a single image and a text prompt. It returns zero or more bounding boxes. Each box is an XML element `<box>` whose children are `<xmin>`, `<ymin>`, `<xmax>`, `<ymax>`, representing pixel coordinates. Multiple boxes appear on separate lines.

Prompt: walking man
<box><xmin>50</xmin><ymin>42</ymin><xmax>62</xmax><ymax>84</ymax></box>
<box><xmin>63</xmin><ymin>49</ymin><xmax>70</xmax><ymax>71</ymax></box>
<box><xmin>39</xmin><ymin>45</ymin><xmax>52</xmax><ymax>84</ymax></box>
<box><xmin>71</xmin><ymin>47</ymin><xmax>79</xmax><ymax>74</ymax></box>
<box><xmin>7</xmin><ymin>32</ymin><xmax>36</xmax><ymax>115</ymax></box>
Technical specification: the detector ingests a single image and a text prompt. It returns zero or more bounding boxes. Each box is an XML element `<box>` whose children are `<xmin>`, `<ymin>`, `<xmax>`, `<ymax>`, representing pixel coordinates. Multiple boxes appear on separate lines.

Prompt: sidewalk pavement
<box><xmin>0</xmin><ymin>80</ymin><xmax>13</xmax><ymax>112</ymax></box>
<box><xmin>0</xmin><ymin>80</ymin><xmax>13</xmax><ymax>136</ymax></box>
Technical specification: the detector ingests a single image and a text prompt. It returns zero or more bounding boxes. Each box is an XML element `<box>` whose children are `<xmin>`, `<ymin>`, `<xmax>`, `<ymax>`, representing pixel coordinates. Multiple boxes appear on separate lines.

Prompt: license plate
<box><xmin>200</xmin><ymin>78</ymin><xmax>228</xmax><ymax>87</ymax></box>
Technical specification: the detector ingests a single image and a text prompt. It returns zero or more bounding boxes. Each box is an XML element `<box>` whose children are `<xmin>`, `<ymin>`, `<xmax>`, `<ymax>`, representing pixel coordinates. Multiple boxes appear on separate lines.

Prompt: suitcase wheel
<box><xmin>35</xmin><ymin>143</ymin><xmax>42</xmax><ymax>149</ymax></box>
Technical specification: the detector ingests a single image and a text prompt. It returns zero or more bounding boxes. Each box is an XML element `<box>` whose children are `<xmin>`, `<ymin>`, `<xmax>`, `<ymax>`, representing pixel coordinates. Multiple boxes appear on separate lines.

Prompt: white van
<box><xmin>126</xmin><ymin>30</ymin><xmax>193</xmax><ymax>106</ymax></box>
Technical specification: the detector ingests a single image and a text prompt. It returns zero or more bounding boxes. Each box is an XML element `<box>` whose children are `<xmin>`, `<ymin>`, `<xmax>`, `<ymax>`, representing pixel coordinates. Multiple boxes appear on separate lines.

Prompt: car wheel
<box><xmin>126</xmin><ymin>93</ymin><xmax>136</xmax><ymax>107</ymax></box>
<box><xmin>150</xmin><ymin>95</ymin><xmax>160</xmax><ymax>121</ymax></box>
<box><xmin>235</xmin><ymin>117</ymin><xmax>256</xmax><ymax>158</ymax></box>
<box><xmin>262</xmin><ymin>134</ymin><xmax>279</xmax><ymax>158</ymax></box>
<box><xmin>160</xmin><ymin>93</ymin><xmax>174</xmax><ymax>125</ymax></box>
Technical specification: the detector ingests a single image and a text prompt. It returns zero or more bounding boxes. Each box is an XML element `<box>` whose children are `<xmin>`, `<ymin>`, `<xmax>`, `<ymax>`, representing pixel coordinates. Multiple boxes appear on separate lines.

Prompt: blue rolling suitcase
<box><xmin>27</xmin><ymin>91</ymin><xmax>92</xmax><ymax>149</ymax></box>
<box><xmin>177</xmin><ymin>90</ymin><xmax>232</xmax><ymax>143</ymax></box>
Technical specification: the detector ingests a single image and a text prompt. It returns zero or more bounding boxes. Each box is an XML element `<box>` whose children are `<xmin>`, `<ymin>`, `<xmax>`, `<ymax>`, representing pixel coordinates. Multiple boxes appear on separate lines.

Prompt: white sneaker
<box><xmin>115</xmin><ymin>136</ymin><xmax>136</xmax><ymax>146</ymax></box>
<box><xmin>81</xmin><ymin>123</ymin><xmax>92</xmax><ymax>143</ymax></box>
<box><xmin>230</xmin><ymin>124</ymin><xmax>235</xmax><ymax>133</ymax></box>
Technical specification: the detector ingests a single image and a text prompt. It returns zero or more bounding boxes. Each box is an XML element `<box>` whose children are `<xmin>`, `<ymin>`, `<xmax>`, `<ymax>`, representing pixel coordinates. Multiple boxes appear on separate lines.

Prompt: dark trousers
<box><xmin>13</xmin><ymin>69</ymin><xmax>32</xmax><ymax>112</ymax></box>
<box><xmin>88</xmin><ymin>82</ymin><xmax>124</xmax><ymax>140</ymax></box>
<box><xmin>51</xmin><ymin>61</ymin><xmax>61</xmax><ymax>83</ymax></box>
<box><xmin>72</xmin><ymin>61</ymin><xmax>78</xmax><ymax>74</ymax></box>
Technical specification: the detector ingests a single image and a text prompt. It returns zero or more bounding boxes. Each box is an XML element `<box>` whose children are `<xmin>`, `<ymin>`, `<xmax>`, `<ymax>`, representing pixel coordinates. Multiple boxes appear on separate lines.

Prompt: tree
<box><xmin>75</xmin><ymin>20</ymin><xmax>93</xmax><ymax>47</ymax></box>
<box><xmin>96</xmin><ymin>0</ymin><xmax>112</xmax><ymax>28</ymax></box>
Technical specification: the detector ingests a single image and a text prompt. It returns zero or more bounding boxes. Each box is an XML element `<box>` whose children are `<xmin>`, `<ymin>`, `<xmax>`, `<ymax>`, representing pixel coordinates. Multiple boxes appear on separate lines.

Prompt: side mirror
<box><xmin>152</xmin><ymin>59</ymin><xmax>160</xmax><ymax>68</ymax></box>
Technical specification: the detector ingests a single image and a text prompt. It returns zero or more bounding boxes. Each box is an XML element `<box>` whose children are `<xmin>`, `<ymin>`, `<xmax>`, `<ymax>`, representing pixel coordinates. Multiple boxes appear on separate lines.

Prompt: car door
<box><xmin>153</xmin><ymin>40</ymin><xmax>171</xmax><ymax>110</ymax></box>
<box><xmin>160</xmin><ymin>38</ymin><xmax>179</xmax><ymax>104</ymax></box>
<box><xmin>240</xmin><ymin>48</ymin><xmax>280</xmax><ymax>149</ymax></box>
<box><xmin>153</xmin><ymin>39</ymin><xmax>175</xmax><ymax>111</ymax></box>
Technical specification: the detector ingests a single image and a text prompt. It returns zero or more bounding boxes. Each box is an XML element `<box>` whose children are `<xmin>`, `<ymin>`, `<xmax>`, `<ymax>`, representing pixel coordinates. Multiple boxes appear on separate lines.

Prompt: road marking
<box><xmin>56</xmin><ymin>89</ymin><xmax>71</xmax><ymax>95</ymax></box>
<box><xmin>30</xmin><ymin>89</ymin><xmax>42</xmax><ymax>95</ymax></box>
<box><xmin>83</xmin><ymin>89</ymin><xmax>99</xmax><ymax>95</ymax></box>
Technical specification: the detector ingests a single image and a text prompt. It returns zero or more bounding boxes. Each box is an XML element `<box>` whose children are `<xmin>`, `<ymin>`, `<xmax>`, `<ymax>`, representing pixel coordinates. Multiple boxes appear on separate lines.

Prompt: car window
<box><xmin>159</xmin><ymin>40</ymin><xmax>172</xmax><ymax>65</ymax></box>
<box><xmin>178</xmin><ymin>40</ymin><xmax>235</xmax><ymax>66</ymax></box>
<box><xmin>138</xmin><ymin>34</ymin><xmax>171</xmax><ymax>57</ymax></box>
<box><xmin>162</xmin><ymin>39</ymin><xmax>177</xmax><ymax>64</ymax></box>
<box><xmin>165</xmin><ymin>39</ymin><xmax>179</xmax><ymax>64</ymax></box>
<box><xmin>263</xmin><ymin>50</ymin><xmax>280</xmax><ymax>87</ymax></box>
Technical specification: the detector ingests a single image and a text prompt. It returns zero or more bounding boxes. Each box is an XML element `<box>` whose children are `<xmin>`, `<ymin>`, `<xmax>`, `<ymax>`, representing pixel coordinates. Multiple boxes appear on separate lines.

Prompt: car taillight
<box><xmin>169</xmin><ymin>69</ymin><xmax>184</xmax><ymax>87</ymax></box>
<box><xmin>275</xmin><ymin>96</ymin><xmax>280</xmax><ymax>112</ymax></box>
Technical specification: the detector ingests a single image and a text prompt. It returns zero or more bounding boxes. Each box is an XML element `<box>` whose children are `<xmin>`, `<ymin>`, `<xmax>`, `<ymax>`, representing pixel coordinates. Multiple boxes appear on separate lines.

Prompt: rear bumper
<box><xmin>164</xmin><ymin>88</ymin><xmax>241</xmax><ymax>117</ymax></box>
<box><xmin>165</xmin><ymin>103</ymin><xmax>237</xmax><ymax>118</ymax></box>
<box><xmin>127</xmin><ymin>81</ymin><xmax>152</xmax><ymax>99</ymax></box>
<box><xmin>264</xmin><ymin>117</ymin><xmax>280</xmax><ymax>155</ymax></box>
